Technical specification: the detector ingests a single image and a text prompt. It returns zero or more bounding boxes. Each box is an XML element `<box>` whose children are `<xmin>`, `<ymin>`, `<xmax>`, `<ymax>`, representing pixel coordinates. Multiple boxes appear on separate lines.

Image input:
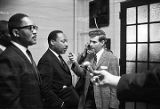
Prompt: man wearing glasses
<box><xmin>0</xmin><ymin>13</ymin><xmax>43</xmax><ymax>109</ymax></box>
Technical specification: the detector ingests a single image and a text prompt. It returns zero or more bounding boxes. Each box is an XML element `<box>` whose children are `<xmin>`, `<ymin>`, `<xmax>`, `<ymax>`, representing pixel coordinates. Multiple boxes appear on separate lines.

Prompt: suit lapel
<box><xmin>61</xmin><ymin>61</ymin><xmax>70</xmax><ymax>73</ymax></box>
<box><xmin>94</xmin><ymin>50</ymin><xmax>110</xmax><ymax>108</ymax></box>
<box><xmin>11</xmin><ymin>44</ymin><xmax>41</xmax><ymax>85</ymax></box>
<box><xmin>11</xmin><ymin>44</ymin><xmax>31</xmax><ymax>64</ymax></box>
<box><xmin>96</xmin><ymin>50</ymin><xmax>109</xmax><ymax>69</ymax></box>
<box><xmin>32</xmin><ymin>60</ymin><xmax>42</xmax><ymax>85</ymax></box>
<box><xmin>48</xmin><ymin>49</ymin><xmax>70</xmax><ymax>74</ymax></box>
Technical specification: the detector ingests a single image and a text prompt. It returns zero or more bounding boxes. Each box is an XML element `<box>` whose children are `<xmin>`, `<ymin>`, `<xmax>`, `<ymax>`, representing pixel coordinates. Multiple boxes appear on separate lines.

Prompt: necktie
<box><xmin>59</xmin><ymin>55</ymin><xmax>64</xmax><ymax>65</ymax></box>
<box><xmin>26</xmin><ymin>49</ymin><xmax>41</xmax><ymax>83</ymax></box>
<box><xmin>94</xmin><ymin>55</ymin><xmax>97</xmax><ymax>64</ymax></box>
<box><xmin>58</xmin><ymin>55</ymin><xmax>69</xmax><ymax>71</ymax></box>
<box><xmin>26</xmin><ymin>49</ymin><xmax>33</xmax><ymax>63</ymax></box>
<box><xmin>92</xmin><ymin>55</ymin><xmax>97</xmax><ymax>70</ymax></box>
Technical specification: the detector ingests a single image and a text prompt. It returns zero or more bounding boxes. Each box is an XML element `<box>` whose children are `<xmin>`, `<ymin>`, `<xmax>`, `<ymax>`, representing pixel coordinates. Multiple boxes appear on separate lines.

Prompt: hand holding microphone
<box><xmin>68</xmin><ymin>52</ymin><xmax>77</xmax><ymax>64</ymax></box>
<box><xmin>81</xmin><ymin>61</ymin><xmax>104</xmax><ymax>84</ymax></box>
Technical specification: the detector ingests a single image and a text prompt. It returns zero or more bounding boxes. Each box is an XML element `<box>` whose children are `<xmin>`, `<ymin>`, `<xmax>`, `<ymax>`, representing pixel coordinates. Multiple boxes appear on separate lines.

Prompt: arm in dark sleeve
<box><xmin>37</xmin><ymin>60</ymin><xmax>63</xmax><ymax>108</ymax></box>
<box><xmin>71</xmin><ymin>49</ymin><xmax>96</xmax><ymax>77</ymax></box>
<box><xmin>0</xmin><ymin>58</ymin><xmax>23</xmax><ymax>109</ymax></box>
<box><xmin>71</xmin><ymin>62</ymin><xmax>85</xmax><ymax>77</ymax></box>
<box><xmin>117</xmin><ymin>66</ymin><xmax>160</xmax><ymax>103</ymax></box>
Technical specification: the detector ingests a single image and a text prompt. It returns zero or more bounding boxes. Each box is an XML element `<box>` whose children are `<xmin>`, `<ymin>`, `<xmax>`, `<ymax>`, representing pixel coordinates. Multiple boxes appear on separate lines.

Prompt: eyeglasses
<box><xmin>15</xmin><ymin>25</ymin><xmax>38</xmax><ymax>31</ymax></box>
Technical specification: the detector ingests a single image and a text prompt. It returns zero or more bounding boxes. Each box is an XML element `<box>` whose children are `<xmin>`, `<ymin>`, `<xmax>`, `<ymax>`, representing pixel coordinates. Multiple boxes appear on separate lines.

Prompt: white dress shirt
<box><xmin>96</xmin><ymin>48</ymin><xmax>104</xmax><ymax>64</ymax></box>
<box><xmin>11</xmin><ymin>41</ymin><xmax>32</xmax><ymax>63</ymax></box>
<box><xmin>49</xmin><ymin>48</ymin><xmax>62</xmax><ymax>62</ymax></box>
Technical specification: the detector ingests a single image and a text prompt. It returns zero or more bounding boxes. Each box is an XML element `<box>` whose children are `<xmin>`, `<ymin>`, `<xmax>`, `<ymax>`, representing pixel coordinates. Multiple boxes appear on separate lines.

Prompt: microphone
<box><xmin>81</xmin><ymin>61</ymin><xmax>90</xmax><ymax>67</ymax></box>
<box><xmin>81</xmin><ymin>61</ymin><xmax>97</xmax><ymax>75</ymax></box>
<box><xmin>81</xmin><ymin>61</ymin><xmax>93</xmax><ymax>72</ymax></box>
<box><xmin>81</xmin><ymin>61</ymin><xmax>104</xmax><ymax>81</ymax></box>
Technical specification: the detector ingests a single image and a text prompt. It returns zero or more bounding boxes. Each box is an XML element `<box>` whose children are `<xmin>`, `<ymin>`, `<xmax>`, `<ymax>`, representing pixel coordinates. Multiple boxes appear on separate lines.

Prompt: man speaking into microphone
<box><xmin>69</xmin><ymin>29</ymin><xmax>120</xmax><ymax>109</ymax></box>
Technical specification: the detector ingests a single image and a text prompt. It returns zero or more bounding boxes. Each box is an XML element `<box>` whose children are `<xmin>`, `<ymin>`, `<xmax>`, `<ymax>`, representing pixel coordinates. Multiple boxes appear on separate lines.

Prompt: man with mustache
<box><xmin>0</xmin><ymin>13</ymin><xmax>43</xmax><ymax>109</ymax></box>
<box><xmin>38</xmin><ymin>30</ymin><xmax>79</xmax><ymax>109</ymax></box>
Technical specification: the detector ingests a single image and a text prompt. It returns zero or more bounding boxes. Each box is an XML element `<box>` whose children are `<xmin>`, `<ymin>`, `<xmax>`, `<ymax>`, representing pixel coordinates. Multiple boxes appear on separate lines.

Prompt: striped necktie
<box><xmin>92</xmin><ymin>55</ymin><xmax>97</xmax><ymax>70</ymax></box>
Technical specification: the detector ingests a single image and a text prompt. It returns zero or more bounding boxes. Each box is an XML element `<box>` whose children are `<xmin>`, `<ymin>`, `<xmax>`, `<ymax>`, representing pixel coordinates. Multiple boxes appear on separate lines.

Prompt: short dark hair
<box><xmin>8</xmin><ymin>13</ymin><xmax>29</xmax><ymax>35</ymax></box>
<box><xmin>0</xmin><ymin>20</ymin><xmax>8</xmax><ymax>32</ymax></box>
<box><xmin>0</xmin><ymin>20</ymin><xmax>11</xmax><ymax>47</ymax></box>
<box><xmin>89</xmin><ymin>29</ymin><xmax>107</xmax><ymax>42</ymax></box>
<box><xmin>48</xmin><ymin>30</ymin><xmax>63</xmax><ymax>44</ymax></box>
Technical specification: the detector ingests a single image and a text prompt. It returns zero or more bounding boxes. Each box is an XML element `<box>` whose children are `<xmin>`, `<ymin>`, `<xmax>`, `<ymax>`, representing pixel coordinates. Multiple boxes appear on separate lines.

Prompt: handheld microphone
<box><xmin>81</xmin><ymin>61</ymin><xmax>104</xmax><ymax>81</ymax></box>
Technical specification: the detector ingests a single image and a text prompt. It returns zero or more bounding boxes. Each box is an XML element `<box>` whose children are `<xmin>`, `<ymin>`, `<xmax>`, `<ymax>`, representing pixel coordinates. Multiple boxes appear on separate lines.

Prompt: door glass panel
<box><xmin>137</xmin><ymin>62</ymin><xmax>147</xmax><ymax>73</ymax></box>
<box><xmin>127</xmin><ymin>26</ymin><xmax>136</xmax><ymax>42</ymax></box>
<box><xmin>150</xmin><ymin>23</ymin><xmax>160</xmax><ymax>42</ymax></box>
<box><xmin>127</xmin><ymin>7</ymin><xmax>136</xmax><ymax>24</ymax></box>
<box><xmin>138</xmin><ymin>24</ymin><xmax>148</xmax><ymax>42</ymax></box>
<box><xmin>150</xmin><ymin>3</ymin><xmax>160</xmax><ymax>22</ymax></box>
<box><xmin>137</xmin><ymin>44</ymin><xmax>148</xmax><ymax>61</ymax></box>
<box><xmin>150</xmin><ymin>63</ymin><xmax>160</xmax><ymax>70</ymax></box>
<box><xmin>126</xmin><ymin>62</ymin><xmax>136</xmax><ymax>74</ymax></box>
<box><xmin>122</xmin><ymin>1</ymin><xmax>160</xmax><ymax>109</ymax></box>
<box><xmin>138</xmin><ymin>5</ymin><xmax>148</xmax><ymax>23</ymax></box>
<box><xmin>150</xmin><ymin>43</ymin><xmax>160</xmax><ymax>62</ymax></box>
<box><xmin>127</xmin><ymin>44</ymin><xmax>136</xmax><ymax>61</ymax></box>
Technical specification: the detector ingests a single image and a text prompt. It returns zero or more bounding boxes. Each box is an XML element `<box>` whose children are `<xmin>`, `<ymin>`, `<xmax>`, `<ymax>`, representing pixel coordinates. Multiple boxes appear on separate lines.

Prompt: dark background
<box><xmin>89</xmin><ymin>0</ymin><xmax>109</xmax><ymax>28</ymax></box>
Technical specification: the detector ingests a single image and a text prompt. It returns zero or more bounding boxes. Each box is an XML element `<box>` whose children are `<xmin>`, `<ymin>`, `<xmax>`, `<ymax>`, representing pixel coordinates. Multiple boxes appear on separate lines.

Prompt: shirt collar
<box><xmin>11</xmin><ymin>41</ymin><xmax>32</xmax><ymax>62</ymax></box>
<box><xmin>0</xmin><ymin>44</ymin><xmax>6</xmax><ymax>51</ymax></box>
<box><xmin>49</xmin><ymin>48</ymin><xmax>60</xmax><ymax>59</ymax></box>
<box><xmin>11</xmin><ymin>41</ymin><xmax>27</xmax><ymax>53</ymax></box>
<box><xmin>96</xmin><ymin>48</ymin><xmax>104</xmax><ymax>64</ymax></box>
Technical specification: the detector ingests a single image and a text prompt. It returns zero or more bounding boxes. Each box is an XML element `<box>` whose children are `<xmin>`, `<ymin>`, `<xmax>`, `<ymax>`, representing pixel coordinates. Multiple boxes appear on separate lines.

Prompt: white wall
<box><xmin>0</xmin><ymin>0</ymin><xmax>74</xmax><ymax>63</ymax></box>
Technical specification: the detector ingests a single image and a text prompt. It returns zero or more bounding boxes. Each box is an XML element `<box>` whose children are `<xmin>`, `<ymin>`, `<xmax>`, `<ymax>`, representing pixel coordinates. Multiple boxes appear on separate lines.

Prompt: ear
<box><xmin>50</xmin><ymin>39</ymin><xmax>56</xmax><ymax>46</ymax></box>
<box><xmin>101</xmin><ymin>40</ymin><xmax>105</xmax><ymax>45</ymax></box>
<box><xmin>12</xmin><ymin>29</ymin><xmax>20</xmax><ymax>37</ymax></box>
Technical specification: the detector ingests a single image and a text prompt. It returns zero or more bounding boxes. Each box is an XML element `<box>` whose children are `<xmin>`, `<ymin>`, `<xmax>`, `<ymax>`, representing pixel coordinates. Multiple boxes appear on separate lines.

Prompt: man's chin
<box><xmin>63</xmin><ymin>49</ymin><xmax>68</xmax><ymax>53</ymax></box>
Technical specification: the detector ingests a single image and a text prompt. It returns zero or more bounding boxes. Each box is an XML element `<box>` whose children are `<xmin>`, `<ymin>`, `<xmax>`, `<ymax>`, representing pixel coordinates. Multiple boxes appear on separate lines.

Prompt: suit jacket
<box><xmin>72</xmin><ymin>49</ymin><xmax>119</xmax><ymax>109</ymax></box>
<box><xmin>37</xmin><ymin>49</ymin><xmax>79</xmax><ymax>109</ymax></box>
<box><xmin>0</xmin><ymin>43</ymin><xmax>43</xmax><ymax>109</ymax></box>
<box><xmin>0</xmin><ymin>48</ymin><xmax>3</xmax><ymax>54</ymax></box>
<box><xmin>117</xmin><ymin>66</ymin><xmax>160</xmax><ymax>105</ymax></box>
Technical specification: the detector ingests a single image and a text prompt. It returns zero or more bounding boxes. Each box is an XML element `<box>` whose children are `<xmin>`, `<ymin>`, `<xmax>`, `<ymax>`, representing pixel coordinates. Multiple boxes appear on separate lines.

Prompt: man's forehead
<box><xmin>57</xmin><ymin>33</ymin><xmax>67</xmax><ymax>40</ymax></box>
<box><xmin>90</xmin><ymin>35</ymin><xmax>100</xmax><ymax>41</ymax></box>
<box><xmin>20</xmin><ymin>17</ymin><xmax>34</xmax><ymax>26</ymax></box>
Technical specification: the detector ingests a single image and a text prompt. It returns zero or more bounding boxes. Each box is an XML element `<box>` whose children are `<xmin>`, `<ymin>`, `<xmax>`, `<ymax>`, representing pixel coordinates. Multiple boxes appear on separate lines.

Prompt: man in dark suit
<box><xmin>70</xmin><ymin>30</ymin><xmax>119</xmax><ymax>109</ymax></box>
<box><xmin>0</xmin><ymin>20</ymin><xmax>11</xmax><ymax>54</ymax></box>
<box><xmin>0</xmin><ymin>13</ymin><xmax>43</xmax><ymax>109</ymax></box>
<box><xmin>37</xmin><ymin>30</ymin><xmax>79</xmax><ymax>109</ymax></box>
